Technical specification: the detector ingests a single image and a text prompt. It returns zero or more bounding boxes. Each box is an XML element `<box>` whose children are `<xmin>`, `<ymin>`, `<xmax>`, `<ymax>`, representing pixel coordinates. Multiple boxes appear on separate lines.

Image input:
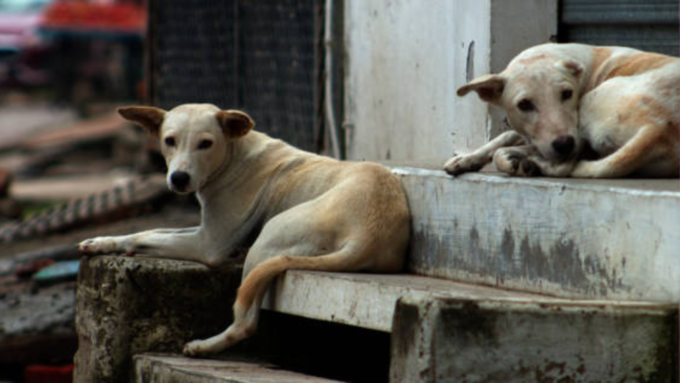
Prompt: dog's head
<box><xmin>458</xmin><ymin>55</ymin><xmax>584</xmax><ymax>162</ymax></box>
<box><xmin>118</xmin><ymin>104</ymin><xmax>255</xmax><ymax>194</ymax></box>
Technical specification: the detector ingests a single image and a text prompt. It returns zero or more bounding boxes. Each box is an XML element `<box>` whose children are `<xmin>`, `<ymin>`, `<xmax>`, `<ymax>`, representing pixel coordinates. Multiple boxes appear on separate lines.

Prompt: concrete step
<box><xmin>263</xmin><ymin>270</ymin><xmax>677</xmax><ymax>382</ymax></box>
<box><xmin>262</xmin><ymin>270</ymin><xmax>543</xmax><ymax>332</ymax></box>
<box><xmin>391</xmin><ymin>295</ymin><xmax>678</xmax><ymax>383</ymax></box>
<box><xmin>134</xmin><ymin>354</ymin><xmax>342</xmax><ymax>383</ymax></box>
<box><xmin>391</xmin><ymin>167</ymin><xmax>680</xmax><ymax>302</ymax></box>
<box><xmin>263</xmin><ymin>270</ymin><xmax>673</xmax><ymax>331</ymax></box>
<box><xmin>75</xmin><ymin>256</ymin><xmax>678</xmax><ymax>382</ymax></box>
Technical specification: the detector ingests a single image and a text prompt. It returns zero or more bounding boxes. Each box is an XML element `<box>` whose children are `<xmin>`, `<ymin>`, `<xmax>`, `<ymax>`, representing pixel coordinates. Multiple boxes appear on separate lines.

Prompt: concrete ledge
<box><xmin>390</xmin><ymin>295</ymin><xmax>678</xmax><ymax>383</ymax></box>
<box><xmin>75</xmin><ymin>256</ymin><xmax>242</xmax><ymax>383</ymax></box>
<box><xmin>264</xmin><ymin>270</ymin><xmax>674</xmax><ymax>334</ymax></box>
<box><xmin>392</xmin><ymin>167</ymin><xmax>680</xmax><ymax>301</ymax></box>
<box><xmin>262</xmin><ymin>270</ymin><xmax>545</xmax><ymax>332</ymax></box>
<box><xmin>134</xmin><ymin>354</ymin><xmax>342</xmax><ymax>383</ymax></box>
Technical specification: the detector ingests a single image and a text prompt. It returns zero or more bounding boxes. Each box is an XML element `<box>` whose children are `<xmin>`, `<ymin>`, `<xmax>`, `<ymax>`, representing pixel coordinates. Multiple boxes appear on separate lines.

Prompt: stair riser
<box><xmin>391</xmin><ymin>296</ymin><xmax>678</xmax><ymax>383</ymax></box>
<box><xmin>395</xmin><ymin>168</ymin><xmax>680</xmax><ymax>301</ymax></box>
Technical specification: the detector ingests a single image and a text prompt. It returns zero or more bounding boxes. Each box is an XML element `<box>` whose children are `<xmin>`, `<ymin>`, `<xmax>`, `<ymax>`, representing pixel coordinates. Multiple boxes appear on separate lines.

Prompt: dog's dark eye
<box><xmin>164</xmin><ymin>137</ymin><xmax>176</xmax><ymax>147</ymax></box>
<box><xmin>198</xmin><ymin>139</ymin><xmax>213</xmax><ymax>150</ymax></box>
<box><xmin>561</xmin><ymin>90</ymin><xmax>573</xmax><ymax>101</ymax></box>
<box><xmin>517</xmin><ymin>99</ymin><xmax>535</xmax><ymax>112</ymax></box>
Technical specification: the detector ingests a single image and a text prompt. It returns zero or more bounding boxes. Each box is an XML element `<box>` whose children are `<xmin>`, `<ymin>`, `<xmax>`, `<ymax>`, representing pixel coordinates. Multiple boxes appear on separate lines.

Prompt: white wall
<box><xmin>344</xmin><ymin>0</ymin><xmax>557</xmax><ymax>163</ymax></box>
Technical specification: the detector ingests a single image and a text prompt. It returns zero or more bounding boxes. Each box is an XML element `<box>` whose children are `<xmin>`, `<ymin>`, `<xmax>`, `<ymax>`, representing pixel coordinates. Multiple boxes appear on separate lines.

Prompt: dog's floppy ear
<box><xmin>457</xmin><ymin>74</ymin><xmax>506</xmax><ymax>104</ymax></box>
<box><xmin>215</xmin><ymin>110</ymin><xmax>255</xmax><ymax>139</ymax></box>
<box><xmin>118</xmin><ymin>106</ymin><xmax>166</xmax><ymax>137</ymax></box>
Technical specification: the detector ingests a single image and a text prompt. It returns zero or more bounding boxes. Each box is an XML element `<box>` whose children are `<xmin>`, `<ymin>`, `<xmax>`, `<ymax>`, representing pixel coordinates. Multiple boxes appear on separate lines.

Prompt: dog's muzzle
<box><xmin>170</xmin><ymin>171</ymin><xmax>191</xmax><ymax>192</ymax></box>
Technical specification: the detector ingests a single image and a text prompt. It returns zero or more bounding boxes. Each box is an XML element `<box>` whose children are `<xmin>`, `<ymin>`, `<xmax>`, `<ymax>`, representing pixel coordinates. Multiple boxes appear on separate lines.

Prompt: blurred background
<box><xmin>0</xmin><ymin>0</ymin><xmax>144</xmax><ymax>100</ymax></box>
<box><xmin>0</xmin><ymin>1</ymin><xmax>148</xmax><ymax>382</ymax></box>
<box><xmin>0</xmin><ymin>0</ymin><xmax>147</xmax><ymax>199</ymax></box>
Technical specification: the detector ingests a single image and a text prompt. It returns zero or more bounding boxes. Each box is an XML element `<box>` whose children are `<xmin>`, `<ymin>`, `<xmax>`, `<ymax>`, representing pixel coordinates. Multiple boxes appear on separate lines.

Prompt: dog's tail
<box><xmin>236</xmin><ymin>244</ymin><xmax>366</xmax><ymax>313</ymax></box>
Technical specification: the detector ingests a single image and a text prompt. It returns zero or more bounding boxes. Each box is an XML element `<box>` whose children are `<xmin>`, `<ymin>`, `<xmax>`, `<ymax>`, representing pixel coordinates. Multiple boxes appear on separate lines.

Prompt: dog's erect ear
<box><xmin>457</xmin><ymin>74</ymin><xmax>506</xmax><ymax>104</ymax></box>
<box><xmin>215</xmin><ymin>110</ymin><xmax>255</xmax><ymax>139</ymax></box>
<box><xmin>118</xmin><ymin>106</ymin><xmax>166</xmax><ymax>137</ymax></box>
<box><xmin>560</xmin><ymin>60</ymin><xmax>584</xmax><ymax>78</ymax></box>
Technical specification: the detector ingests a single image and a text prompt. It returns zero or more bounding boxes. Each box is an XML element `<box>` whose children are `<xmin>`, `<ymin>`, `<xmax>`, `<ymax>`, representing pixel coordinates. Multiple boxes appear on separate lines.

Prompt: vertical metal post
<box><xmin>324</xmin><ymin>0</ymin><xmax>341</xmax><ymax>159</ymax></box>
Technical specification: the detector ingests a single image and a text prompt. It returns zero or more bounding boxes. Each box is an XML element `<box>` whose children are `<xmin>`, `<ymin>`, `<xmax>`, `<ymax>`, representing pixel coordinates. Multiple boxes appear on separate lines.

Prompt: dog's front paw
<box><xmin>444</xmin><ymin>154</ymin><xmax>485</xmax><ymax>176</ymax></box>
<box><xmin>494</xmin><ymin>151</ymin><xmax>542</xmax><ymax>177</ymax></box>
<box><xmin>518</xmin><ymin>158</ymin><xmax>542</xmax><ymax>177</ymax></box>
<box><xmin>78</xmin><ymin>237</ymin><xmax>125</xmax><ymax>255</ymax></box>
<box><xmin>183</xmin><ymin>339</ymin><xmax>209</xmax><ymax>357</ymax></box>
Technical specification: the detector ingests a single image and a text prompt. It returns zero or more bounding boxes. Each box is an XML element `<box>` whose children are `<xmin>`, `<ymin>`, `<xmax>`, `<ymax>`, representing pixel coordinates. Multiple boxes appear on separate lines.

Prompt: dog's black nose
<box><xmin>170</xmin><ymin>171</ymin><xmax>191</xmax><ymax>191</ymax></box>
<box><xmin>552</xmin><ymin>136</ymin><xmax>575</xmax><ymax>157</ymax></box>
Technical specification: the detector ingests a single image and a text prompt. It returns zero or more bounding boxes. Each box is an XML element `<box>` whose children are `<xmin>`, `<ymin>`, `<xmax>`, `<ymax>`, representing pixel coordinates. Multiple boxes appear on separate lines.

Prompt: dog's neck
<box><xmin>195</xmin><ymin>131</ymin><xmax>303</xmax><ymax>235</ymax></box>
<box><xmin>199</xmin><ymin>131</ymin><xmax>291</xmax><ymax>192</ymax></box>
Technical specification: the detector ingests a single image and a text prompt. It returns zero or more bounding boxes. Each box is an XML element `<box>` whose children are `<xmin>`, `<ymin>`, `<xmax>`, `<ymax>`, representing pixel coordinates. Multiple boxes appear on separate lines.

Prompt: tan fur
<box><xmin>605</xmin><ymin>53</ymin><xmax>676</xmax><ymax>80</ymax></box>
<box><xmin>118</xmin><ymin>106</ymin><xmax>165</xmax><ymax>137</ymax></box>
<box><xmin>445</xmin><ymin>43</ymin><xmax>679</xmax><ymax>178</ymax></box>
<box><xmin>79</xmin><ymin>103</ymin><xmax>410</xmax><ymax>356</ymax></box>
<box><xmin>586</xmin><ymin>47</ymin><xmax>614</xmax><ymax>90</ymax></box>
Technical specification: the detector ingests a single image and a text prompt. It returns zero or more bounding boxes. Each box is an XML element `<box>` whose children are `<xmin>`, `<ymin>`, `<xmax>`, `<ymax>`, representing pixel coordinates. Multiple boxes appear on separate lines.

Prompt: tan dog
<box><xmin>445</xmin><ymin>43</ymin><xmax>679</xmax><ymax>178</ymax></box>
<box><xmin>79</xmin><ymin>104</ymin><xmax>410</xmax><ymax>356</ymax></box>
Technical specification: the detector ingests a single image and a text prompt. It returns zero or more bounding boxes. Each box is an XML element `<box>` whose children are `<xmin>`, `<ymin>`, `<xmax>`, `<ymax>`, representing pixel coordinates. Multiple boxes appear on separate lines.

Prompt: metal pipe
<box><xmin>324</xmin><ymin>0</ymin><xmax>342</xmax><ymax>159</ymax></box>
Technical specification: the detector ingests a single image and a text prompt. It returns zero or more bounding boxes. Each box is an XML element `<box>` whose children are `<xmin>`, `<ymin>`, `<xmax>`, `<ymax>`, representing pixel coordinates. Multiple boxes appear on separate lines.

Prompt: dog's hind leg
<box><xmin>571</xmin><ymin>124</ymin><xmax>676</xmax><ymax>178</ymax></box>
<box><xmin>182</xmin><ymin>247</ymin><xmax>365</xmax><ymax>356</ymax></box>
<box><xmin>182</xmin><ymin>291</ymin><xmax>265</xmax><ymax>356</ymax></box>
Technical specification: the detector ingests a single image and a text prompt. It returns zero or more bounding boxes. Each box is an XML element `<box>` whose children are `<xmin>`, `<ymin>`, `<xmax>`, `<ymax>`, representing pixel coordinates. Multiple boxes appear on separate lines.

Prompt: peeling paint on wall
<box><xmin>465</xmin><ymin>41</ymin><xmax>475</xmax><ymax>82</ymax></box>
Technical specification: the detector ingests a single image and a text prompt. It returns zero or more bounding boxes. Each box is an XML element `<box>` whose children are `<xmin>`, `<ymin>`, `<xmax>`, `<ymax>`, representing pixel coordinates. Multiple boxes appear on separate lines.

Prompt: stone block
<box><xmin>74</xmin><ymin>256</ymin><xmax>241</xmax><ymax>383</ymax></box>
<box><xmin>391</xmin><ymin>295</ymin><xmax>678</xmax><ymax>383</ymax></box>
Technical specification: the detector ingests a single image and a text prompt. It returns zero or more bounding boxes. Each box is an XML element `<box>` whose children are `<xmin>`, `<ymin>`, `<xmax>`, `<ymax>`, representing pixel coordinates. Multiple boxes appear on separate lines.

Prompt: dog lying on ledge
<box><xmin>445</xmin><ymin>43</ymin><xmax>679</xmax><ymax>178</ymax></box>
<box><xmin>79</xmin><ymin>104</ymin><xmax>410</xmax><ymax>356</ymax></box>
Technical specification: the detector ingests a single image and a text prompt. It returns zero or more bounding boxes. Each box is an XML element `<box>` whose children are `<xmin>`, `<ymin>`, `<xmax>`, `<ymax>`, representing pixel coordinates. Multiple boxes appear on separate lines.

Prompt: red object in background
<box><xmin>0</xmin><ymin>0</ymin><xmax>54</xmax><ymax>87</ymax></box>
<box><xmin>25</xmin><ymin>364</ymin><xmax>74</xmax><ymax>383</ymax></box>
<box><xmin>41</xmin><ymin>2</ymin><xmax>146</xmax><ymax>33</ymax></box>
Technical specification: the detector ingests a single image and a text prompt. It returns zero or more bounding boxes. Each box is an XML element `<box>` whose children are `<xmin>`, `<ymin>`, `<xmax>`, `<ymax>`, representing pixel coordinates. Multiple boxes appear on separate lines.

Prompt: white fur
<box><xmin>445</xmin><ymin>43</ymin><xmax>679</xmax><ymax>178</ymax></box>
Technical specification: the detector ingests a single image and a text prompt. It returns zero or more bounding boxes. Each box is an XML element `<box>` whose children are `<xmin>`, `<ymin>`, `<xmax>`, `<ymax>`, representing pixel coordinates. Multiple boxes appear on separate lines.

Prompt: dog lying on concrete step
<box><xmin>445</xmin><ymin>43</ymin><xmax>679</xmax><ymax>178</ymax></box>
<box><xmin>79</xmin><ymin>104</ymin><xmax>410</xmax><ymax>356</ymax></box>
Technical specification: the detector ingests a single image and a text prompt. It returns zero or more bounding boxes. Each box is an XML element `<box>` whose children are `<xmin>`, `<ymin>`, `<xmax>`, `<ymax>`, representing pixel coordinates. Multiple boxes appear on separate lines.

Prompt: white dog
<box><xmin>79</xmin><ymin>104</ymin><xmax>410</xmax><ymax>356</ymax></box>
<box><xmin>445</xmin><ymin>43</ymin><xmax>679</xmax><ymax>178</ymax></box>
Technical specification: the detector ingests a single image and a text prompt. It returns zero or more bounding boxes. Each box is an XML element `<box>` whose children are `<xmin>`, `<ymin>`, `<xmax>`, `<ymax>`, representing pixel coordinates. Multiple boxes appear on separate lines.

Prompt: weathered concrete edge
<box><xmin>391</xmin><ymin>166</ymin><xmax>680</xmax><ymax>197</ymax></box>
<box><xmin>262</xmin><ymin>270</ymin><xmax>670</xmax><ymax>333</ymax></box>
<box><xmin>390</xmin><ymin>294</ymin><xmax>679</xmax><ymax>383</ymax></box>
<box><xmin>390</xmin><ymin>166</ymin><xmax>680</xmax><ymax>302</ymax></box>
<box><xmin>263</xmin><ymin>270</ymin><xmax>550</xmax><ymax>332</ymax></box>
<box><xmin>134</xmin><ymin>354</ymin><xmax>229</xmax><ymax>382</ymax></box>
<box><xmin>133</xmin><ymin>353</ymin><xmax>343</xmax><ymax>383</ymax></box>
<box><xmin>74</xmin><ymin>256</ymin><xmax>242</xmax><ymax>383</ymax></box>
